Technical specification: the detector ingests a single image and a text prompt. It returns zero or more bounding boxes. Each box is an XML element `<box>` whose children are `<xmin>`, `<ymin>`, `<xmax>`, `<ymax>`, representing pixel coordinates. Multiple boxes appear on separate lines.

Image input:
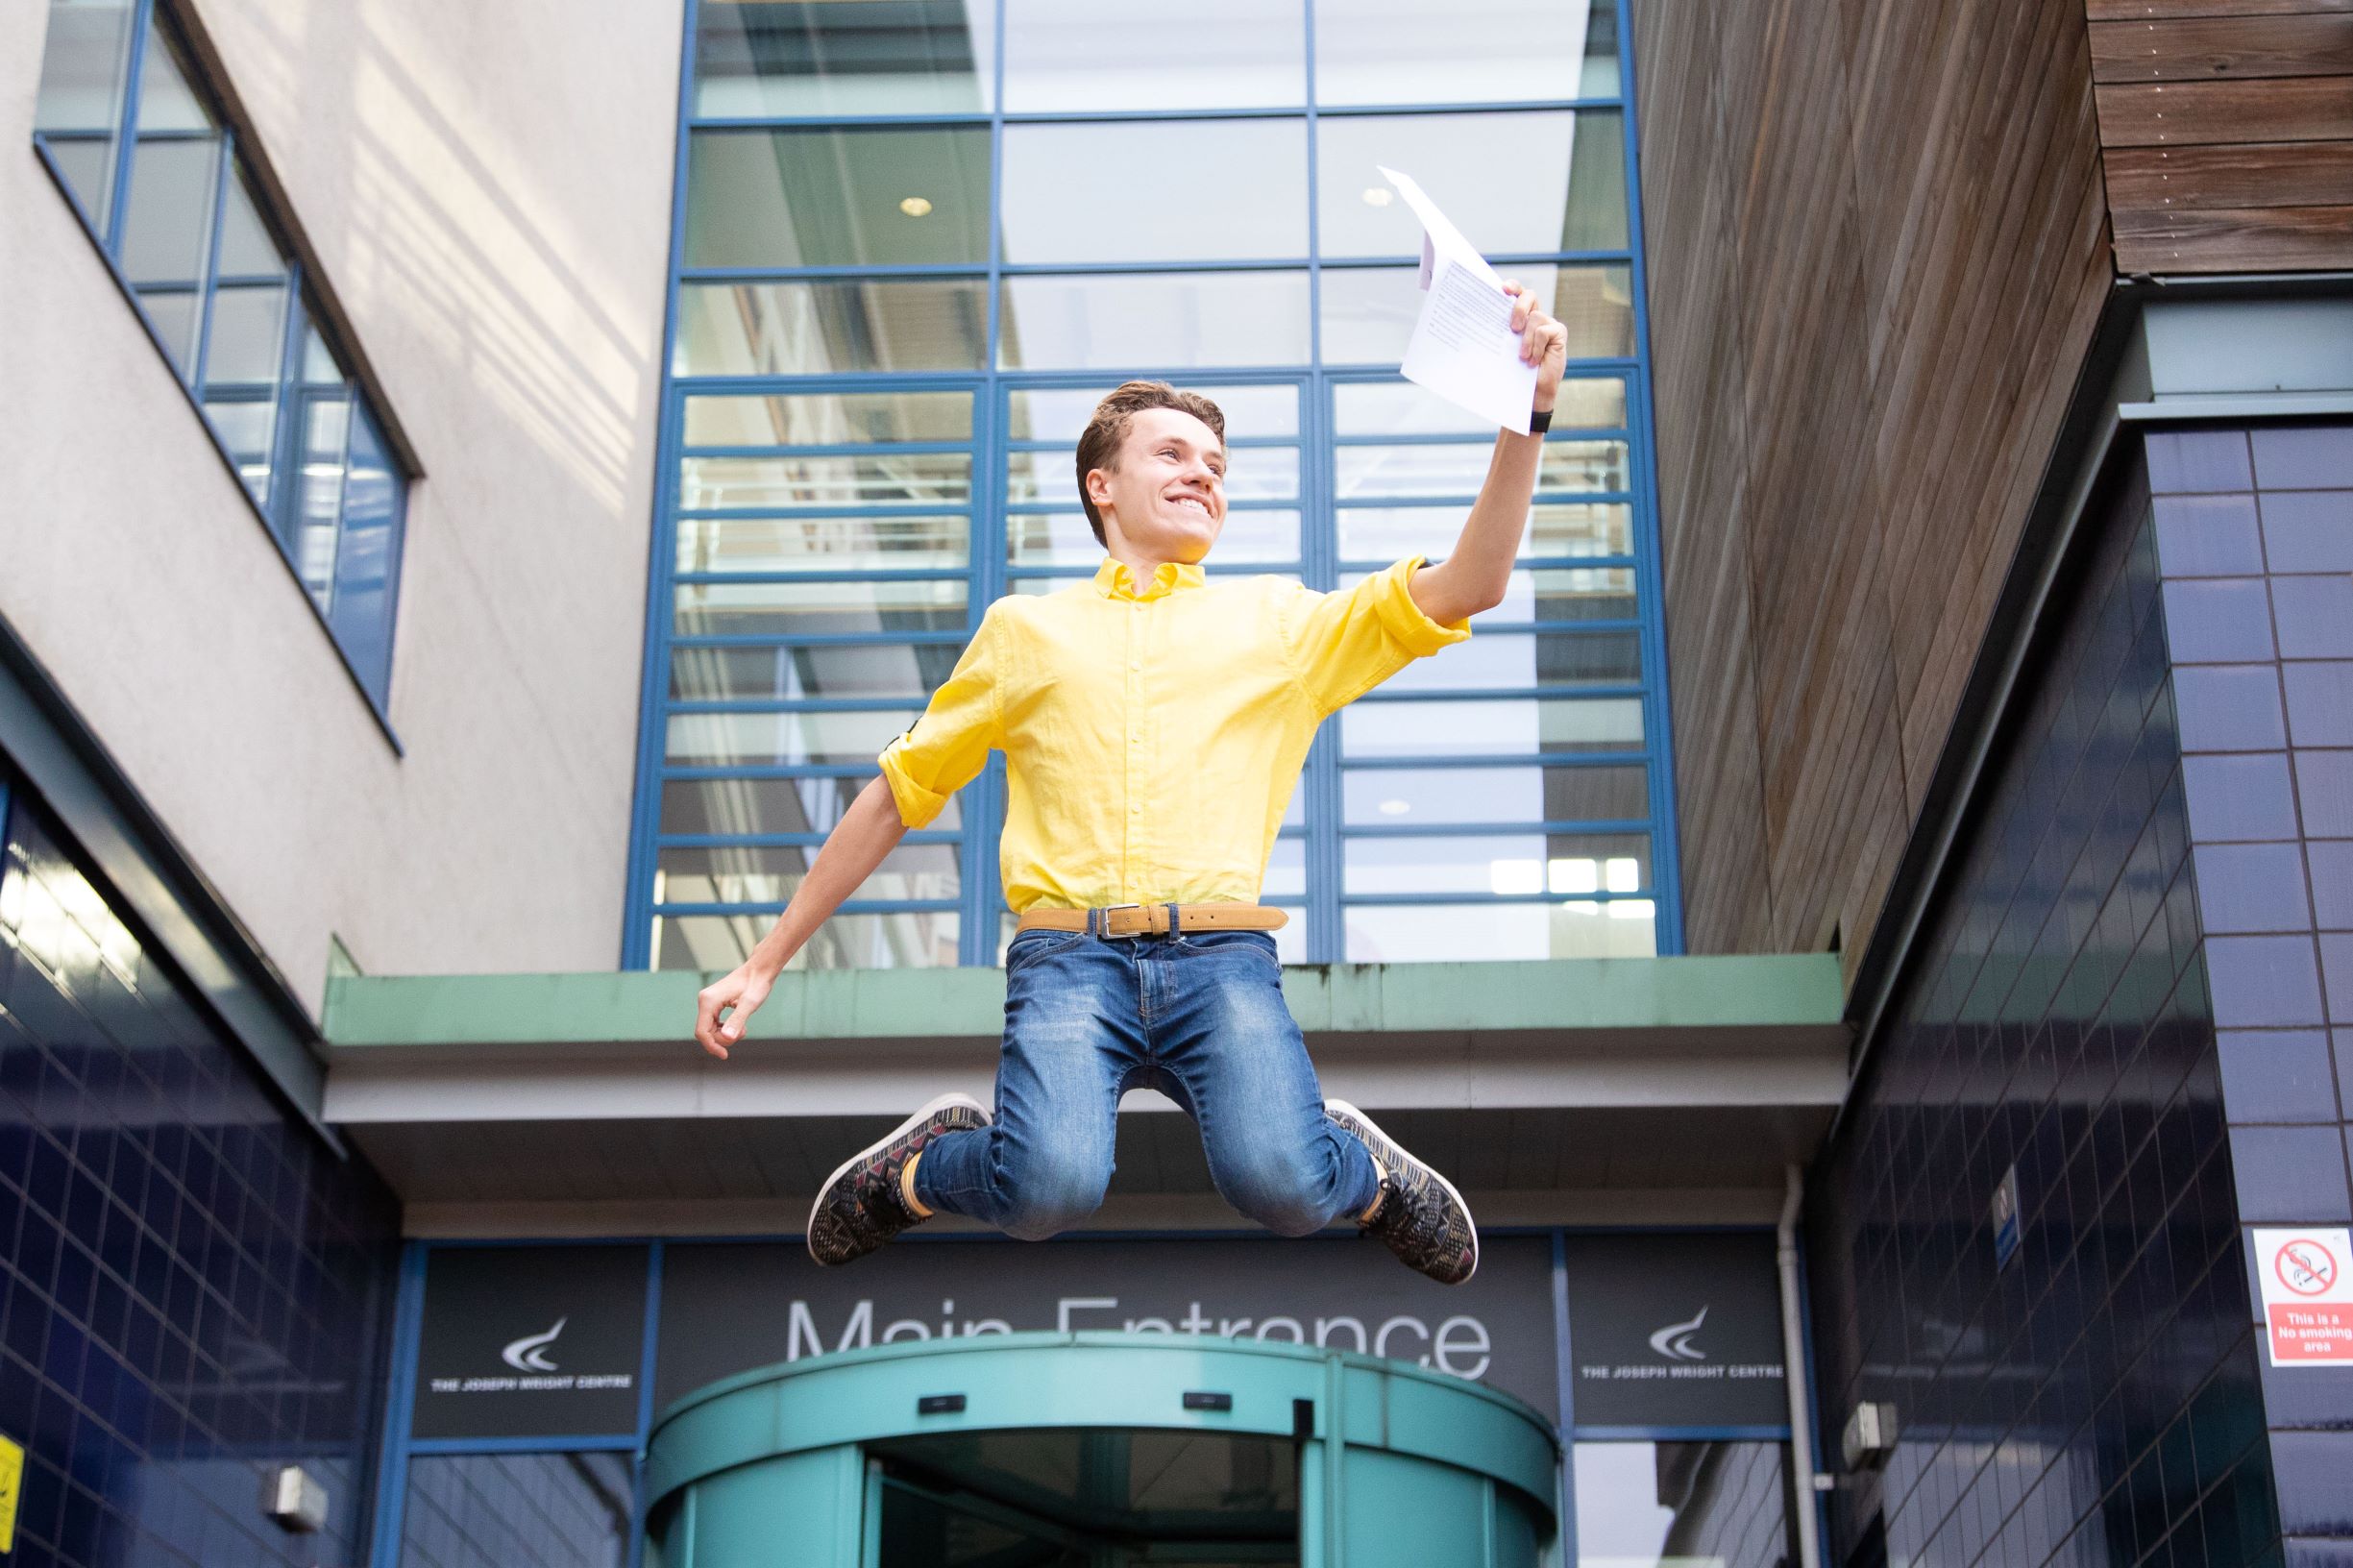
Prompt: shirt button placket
<box><xmin>1125</xmin><ymin>599</ymin><xmax>1141</xmax><ymax>901</ymax></box>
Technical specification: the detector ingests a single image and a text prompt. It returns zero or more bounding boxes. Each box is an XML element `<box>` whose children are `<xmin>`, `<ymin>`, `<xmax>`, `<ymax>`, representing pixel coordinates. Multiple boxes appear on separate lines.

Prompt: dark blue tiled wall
<box><xmin>1808</xmin><ymin>450</ymin><xmax>2279</xmax><ymax>1568</ymax></box>
<box><xmin>2152</xmin><ymin>422</ymin><xmax>2353</xmax><ymax>1559</ymax></box>
<box><xmin>0</xmin><ymin>787</ymin><xmax>401</xmax><ymax>1568</ymax></box>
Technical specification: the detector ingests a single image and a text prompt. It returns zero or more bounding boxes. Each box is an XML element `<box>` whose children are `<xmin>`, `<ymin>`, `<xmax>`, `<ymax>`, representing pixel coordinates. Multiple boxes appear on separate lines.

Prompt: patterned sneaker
<box><xmin>807</xmin><ymin>1092</ymin><xmax>990</xmax><ymax>1267</ymax></box>
<box><xmin>1325</xmin><ymin>1100</ymin><xmax>1478</xmax><ymax>1286</ymax></box>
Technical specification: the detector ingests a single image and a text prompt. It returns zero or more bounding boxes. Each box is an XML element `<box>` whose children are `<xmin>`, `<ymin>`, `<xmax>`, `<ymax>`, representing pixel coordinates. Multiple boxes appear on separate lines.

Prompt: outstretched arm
<box><xmin>694</xmin><ymin>775</ymin><xmax>908</xmax><ymax>1058</ymax></box>
<box><xmin>1409</xmin><ymin>280</ymin><xmax>1571</xmax><ymax>625</ymax></box>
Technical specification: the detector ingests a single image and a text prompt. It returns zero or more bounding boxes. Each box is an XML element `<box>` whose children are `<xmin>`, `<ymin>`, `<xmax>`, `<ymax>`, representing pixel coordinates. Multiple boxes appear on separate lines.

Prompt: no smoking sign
<box><xmin>2252</xmin><ymin>1228</ymin><xmax>2353</xmax><ymax>1367</ymax></box>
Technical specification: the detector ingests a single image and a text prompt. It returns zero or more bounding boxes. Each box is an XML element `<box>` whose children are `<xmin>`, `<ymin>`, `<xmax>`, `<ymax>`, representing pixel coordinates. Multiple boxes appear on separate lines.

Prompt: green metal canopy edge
<box><xmin>322</xmin><ymin>953</ymin><xmax>1844</xmax><ymax>1048</ymax></box>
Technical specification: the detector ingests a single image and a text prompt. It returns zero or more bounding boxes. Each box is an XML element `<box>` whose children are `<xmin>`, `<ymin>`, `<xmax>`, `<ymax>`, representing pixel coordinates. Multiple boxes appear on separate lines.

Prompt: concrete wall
<box><xmin>0</xmin><ymin>0</ymin><xmax>679</xmax><ymax>1014</ymax></box>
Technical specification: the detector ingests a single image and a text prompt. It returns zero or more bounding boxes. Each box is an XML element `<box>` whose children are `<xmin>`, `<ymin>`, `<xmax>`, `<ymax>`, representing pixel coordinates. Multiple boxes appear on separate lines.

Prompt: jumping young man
<box><xmin>694</xmin><ymin>282</ymin><xmax>1572</xmax><ymax>1286</ymax></box>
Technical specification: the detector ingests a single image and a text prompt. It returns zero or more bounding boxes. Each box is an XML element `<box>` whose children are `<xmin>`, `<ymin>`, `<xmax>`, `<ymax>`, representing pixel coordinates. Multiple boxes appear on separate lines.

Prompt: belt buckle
<box><xmin>1095</xmin><ymin>903</ymin><xmax>1145</xmax><ymax>940</ymax></box>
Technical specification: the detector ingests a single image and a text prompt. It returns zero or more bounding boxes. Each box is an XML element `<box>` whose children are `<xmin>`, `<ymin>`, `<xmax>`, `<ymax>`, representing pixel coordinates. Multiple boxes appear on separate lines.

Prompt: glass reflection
<box><xmin>693</xmin><ymin>0</ymin><xmax>997</xmax><ymax>116</ymax></box>
<box><xmin>1000</xmin><ymin>272</ymin><xmax>1311</xmax><ymax>369</ymax></box>
<box><xmin>1321</xmin><ymin>112</ymin><xmax>1627</xmax><ymax>257</ymax></box>
<box><xmin>1001</xmin><ymin>121</ymin><xmax>1308</xmax><ymax>263</ymax></box>
<box><xmin>1335</xmin><ymin>440</ymin><xmax>1628</xmax><ymax>499</ymax></box>
<box><xmin>658</xmin><ymin>842</ymin><xmax>959</xmax><ymax>905</ymax></box>
<box><xmin>1010</xmin><ymin>384</ymin><xmax>1300</xmax><ymax>441</ymax></box>
<box><xmin>675</xmin><ymin>279</ymin><xmax>990</xmax><ymax>375</ymax></box>
<box><xmin>1572</xmin><ymin>1442</ymin><xmax>1792</xmax><ymax>1568</ymax></box>
<box><xmin>687</xmin><ymin>127</ymin><xmax>990</xmax><ymax>268</ymax></box>
<box><xmin>1342</xmin><ymin>697</ymin><xmax>1644</xmax><ymax>757</ymax></box>
<box><xmin>676</xmin><ymin>515</ymin><xmax>970</xmax><ymax>575</ymax></box>
<box><xmin>1322</xmin><ymin>265</ymin><xmax>1633</xmax><ymax>363</ymax></box>
<box><xmin>1381</xmin><ymin>630</ymin><xmax>1640</xmax><ymax>692</ymax></box>
<box><xmin>682</xmin><ymin>453</ymin><xmax>972</xmax><ymax>512</ymax></box>
<box><xmin>1314</xmin><ymin>0</ymin><xmax>1618</xmax><ymax>106</ymax></box>
<box><xmin>1345</xmin><ymin>898</ymin><xmax>1654</xmax><ymax>962</ymax></box>
<box><xmin>658</xmin><ymin>911</ymin><xmax>959</xmax><ymax>970</ymax></box>
<box><xmin>1007</xmin><ymin>510</ymin><xmax>1300</xmax><ymax>567</ymax></box>
<box><xmin>400</xmin><ymin>1452</ymin><xmax>632</xmax><ymax>1568</ymax></box>
<box><xmin>674</xmin><ymin>579</ymin><xmax>969</xmax><ymax>637</ymax></box>
<box><xmin>1342</xmin><ymin>764</ymin><xmax>1649</xmax><ymax>826</ymax></box>
<box><xmin>684</xmin><ymin>392</ymin><xmax>972</xmax><ymax>446</ymax></box>
<box><xmin>667</xmin><ymin>709</ymin><xmax>924</xmax><ymax>766</ymax></box>
<box><xmin>1335</xmin><ymin>379</ymin><xmax>1625</xmax><ymax>436</ymax></box>
<box><xmin>1004</xmin><ymin>0</ymin><xmax>1304</xmax><ymax>110</ymax></box>
<box><xmin>671</xmin><ymin>642</ymin><xmax>961</xmax><ymax>702</ymax></box>
<box><xmin>663</xmin><ymin>775</ymin><xmax>962</xmax><ymax>836</ymax></box>
<box><xmin>1263</xmin><ymin>837</ymin><xmax>1307</xmax><ymax>899</ymax></box>
<box><xmin>1343</xmin><ymin>832</ymin><xmax>1650</xmax><ymax>896</ymax></box>
<box><xmin>1339</xmin><ymin>503</ymin><xmax>1632</xmax><ymax>563</ymax></box>
<box><xmin>32</xmin><ymin>0</ymin><xmax>138</xmax><ymax>219</ymax></box>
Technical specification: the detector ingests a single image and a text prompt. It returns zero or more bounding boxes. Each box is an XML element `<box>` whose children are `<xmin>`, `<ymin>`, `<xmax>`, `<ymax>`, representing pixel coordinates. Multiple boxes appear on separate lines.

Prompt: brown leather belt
<box><xmin>1016</xmin><ymin>902</ymin><xmax>1288</xmax><ymax>938</ymax></box>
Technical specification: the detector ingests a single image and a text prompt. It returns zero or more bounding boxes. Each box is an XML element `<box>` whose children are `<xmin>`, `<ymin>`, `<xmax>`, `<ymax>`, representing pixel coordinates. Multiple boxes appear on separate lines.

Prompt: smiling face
<box><xmin>1084</xmin><ymin>406</ymin><xmax>1229</xmax><ymax>564</ymax></box>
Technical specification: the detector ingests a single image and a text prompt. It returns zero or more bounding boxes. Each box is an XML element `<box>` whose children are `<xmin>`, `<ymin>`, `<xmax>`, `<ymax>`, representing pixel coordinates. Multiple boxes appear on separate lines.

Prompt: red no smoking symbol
<box><xmin>2276</xmin><ymin>1238</ymin><xmax>2339</xmax><ymax>1297</ymax></box>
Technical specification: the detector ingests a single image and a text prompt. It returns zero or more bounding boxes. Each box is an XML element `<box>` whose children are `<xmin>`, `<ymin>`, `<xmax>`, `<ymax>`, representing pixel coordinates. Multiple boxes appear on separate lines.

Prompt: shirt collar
<box><xmin>1092</xmin><ymin>556</ymin><xmax>1208</xmax><ymax>602</ymax></box>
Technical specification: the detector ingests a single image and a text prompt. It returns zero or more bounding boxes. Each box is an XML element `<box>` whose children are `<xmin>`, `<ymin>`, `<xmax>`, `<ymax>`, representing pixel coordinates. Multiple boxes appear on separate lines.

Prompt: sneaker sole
<box><xmin>806</xmin><ymin>1090</ymin><xmax>990</xmax><ymax>1266</ymax></box>
<box><xmin>1325</xmin><ymin>1098</ymin><xmax>1480</xmax><ymax>1285</ymax></box>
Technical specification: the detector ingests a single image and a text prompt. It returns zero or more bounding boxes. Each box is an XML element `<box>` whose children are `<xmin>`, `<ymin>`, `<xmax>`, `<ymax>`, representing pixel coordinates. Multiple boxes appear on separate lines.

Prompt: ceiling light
<box><xmin>1361</xmin><ymin>186</ymin><xmax>1393</xmax><ymax>207</ymax></box>
<box><xmin>898</xmin><ymin>196</ymin><xmax>934</xmax><ymax>217</ymax></box>
<box><xmin>1378</xmin><ymin>798</ymin><xmax>1410</xmax><ymax>816</ymax></box>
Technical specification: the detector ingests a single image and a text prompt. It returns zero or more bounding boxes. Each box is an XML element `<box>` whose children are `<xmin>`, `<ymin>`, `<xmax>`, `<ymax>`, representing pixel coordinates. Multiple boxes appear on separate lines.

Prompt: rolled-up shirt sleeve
<box><xmin>877</xmin><ymin>605</ymin><xmax>1004</xmax><ymax>828</ymax></box>
<box><xmin>1281</xmin><ymin>555</ymin><xmax>1472</xmax><ymax>717</ymax></box>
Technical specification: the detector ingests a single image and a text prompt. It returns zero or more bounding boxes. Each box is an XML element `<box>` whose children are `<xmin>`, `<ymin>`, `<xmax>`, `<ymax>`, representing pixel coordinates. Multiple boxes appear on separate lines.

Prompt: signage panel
<box><xmin>2253</xmin><ymin>1227</ymin><xmax>2353</xmax><ymax>1366</ymax></box>
<box><xmin>412</xmin><ymin>1245</ymin><xmax>650</xmax><ymax>1440</ymax></box>
<box><xmin>1562</xmin><ymin>1233</ymin><xmax>1788</xmax><ymax>1430</ymax></box>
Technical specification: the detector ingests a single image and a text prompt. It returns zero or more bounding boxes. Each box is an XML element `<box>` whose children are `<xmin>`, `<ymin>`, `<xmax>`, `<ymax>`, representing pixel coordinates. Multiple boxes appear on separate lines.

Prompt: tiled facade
<box><xmin>1807</xmin><ymin>451</ymin><xmax>2280</xmax><ymax>1568</ymax></box>
<box><xmin>2153</xmin><ymin>422</ymin><xmax>2353</xmax><ymax>1557</ymax></box>
<box><xmin>0</xmin><ymin>785</ymin><xmax>400</xmax><ymax>1568</ymax></box>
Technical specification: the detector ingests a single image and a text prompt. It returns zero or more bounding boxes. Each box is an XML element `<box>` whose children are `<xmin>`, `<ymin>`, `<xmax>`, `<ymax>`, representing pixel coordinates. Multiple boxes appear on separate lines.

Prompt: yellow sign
<box><xmin>0</xmin><ymin>1431</ymin><xmax>21</xmax><ymax>1554</ymax></box>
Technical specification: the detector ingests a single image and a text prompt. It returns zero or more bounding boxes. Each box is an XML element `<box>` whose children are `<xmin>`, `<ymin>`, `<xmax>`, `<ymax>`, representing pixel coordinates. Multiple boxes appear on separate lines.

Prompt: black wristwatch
<box><xmin>1528</xmin><ymin>406</ymin><xmax>1553</xmax><ymax>434</ymax></box>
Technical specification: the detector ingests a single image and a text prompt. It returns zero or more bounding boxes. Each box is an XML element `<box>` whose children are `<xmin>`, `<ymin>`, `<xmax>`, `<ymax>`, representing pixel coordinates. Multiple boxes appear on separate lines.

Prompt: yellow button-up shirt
<box><xmin>878</xmin><ymin>555</ymin><xmax>1471</xmax><ymax>912</ymax></box>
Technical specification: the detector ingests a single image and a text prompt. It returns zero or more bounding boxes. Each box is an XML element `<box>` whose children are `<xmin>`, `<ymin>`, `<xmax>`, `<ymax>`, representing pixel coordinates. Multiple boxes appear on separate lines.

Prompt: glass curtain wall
<box><xmin>631</xmin><ymin>0</ymin><xmax>1678</xmax><ymax>969</ymax></box>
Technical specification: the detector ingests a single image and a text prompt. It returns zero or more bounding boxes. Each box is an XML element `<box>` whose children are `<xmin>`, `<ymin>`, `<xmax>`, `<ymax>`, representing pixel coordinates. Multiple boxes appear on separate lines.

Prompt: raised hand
<box><xmin>1502</xmin><ymin>279</ymin><xmax>1570</xmax><ymax>413</ymax></box>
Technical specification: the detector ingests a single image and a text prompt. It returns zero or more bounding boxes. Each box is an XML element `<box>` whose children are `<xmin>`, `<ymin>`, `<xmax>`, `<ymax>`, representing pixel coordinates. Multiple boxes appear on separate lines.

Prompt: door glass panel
<box><xmin>693</xmin><ymin>0</ymin><xmax>997</xmax><ymax>116</ymax></box>
<box><xmin>686</xmin><ymin>126</ymin><xmax>992</xmax><ymax>267</ymax></box>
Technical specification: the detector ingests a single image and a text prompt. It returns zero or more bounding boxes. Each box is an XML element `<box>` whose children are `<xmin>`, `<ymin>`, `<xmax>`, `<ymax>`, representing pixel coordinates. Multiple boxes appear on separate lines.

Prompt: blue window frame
<box><xmin>629</xmin><ymin>0</ymin><xmax>1681</xmax><ymax>968</ymax></box>
<box><xmin>31</xmin><ymin>0</ymin><xmax>412</xmax><ymax>720</ymax></box>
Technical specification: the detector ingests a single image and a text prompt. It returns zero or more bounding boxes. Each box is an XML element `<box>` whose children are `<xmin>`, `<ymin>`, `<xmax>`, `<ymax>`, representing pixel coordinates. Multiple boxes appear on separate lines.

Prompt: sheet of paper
<box><xmin>1376</xmin><ymin>164</ymin><xmax>1539</xmax><ymax>435</ymax></box>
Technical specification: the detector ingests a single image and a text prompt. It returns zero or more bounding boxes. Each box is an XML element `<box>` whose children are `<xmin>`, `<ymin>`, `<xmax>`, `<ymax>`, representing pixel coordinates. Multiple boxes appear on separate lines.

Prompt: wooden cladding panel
<box><xmin>2090</xmin><ymin>14</ymin><xmax>2353</xmax><ymax>80</ymax></box>
<box><xmin>2090</xmin><ymin>2</ymin><xmax>2353</xmax><ymax>271</ymax></box>
<box><xmin>1633</xmin><ymin>0</ymin><xmax>2111</xmax><ymax>972</ymax></box>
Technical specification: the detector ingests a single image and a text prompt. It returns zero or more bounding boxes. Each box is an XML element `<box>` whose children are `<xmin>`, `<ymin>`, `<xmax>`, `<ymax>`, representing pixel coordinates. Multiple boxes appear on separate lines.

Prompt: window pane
<box><xmin>291</xmin><ymin>392</ymin><xmax>350</xmax><ymax>605</ymax></box>
<box><xmin>1321</xmin><ymin>112</ymin><xmax>1626</xmax><ymax>257</ymax></box>
<box><xmin>677</xmin><ymin>514</ymin><xmax>970</xmax><ymax>575</ymax></box>
<box><xmin>1010</xmin><ymin>449</ymin><xmax>1297</xmax><ymax>506</ymax></box>
<box><xmin>674</xmin><ymin>579</ymin><xmax>969</xmax><ymax>637</ymax></box>
<box><xmin>683</xmin><ymin>392</ymin><xmax>972</xmax><ymax>446</ymax></box>
<box><xmin>1335</xmin><ymin>440</ymin><xmax>1626</xmax><ymax>499</ymax></box>
<box><xmin>135</xmin><ymin>287</ymin><xmax>200</xmax><ymax>374</ymax></box>
<box><xmin>1338</xmin><ymin>503</ymin><xmax>1631</xmax><ymax>563</ymax></box>
<box><xmin>1010</xmin><ymin>384</ymin><xmax>1300</xmax><ymax>442</ymax></box>
<box><xmin>1006</xmin><ymin>509</ymin><xmax>1300</xmax><ymax>568</ymax></box>
<box><xmin>1001</xmin><ymin>272</ymin><xmax>1311</xmax><ymax>369</ymax></box>
<box><xmin>1263</xmin><ymin>837</ymin><xmax>1307</xmax><ymax>899</ymax></box>
<box><xmin>681</xmin><ymin>453</ymin><xmax>972</xmax><ymax>511</ymax></box>
<box><xmin>118</xmin><ymin>136</ymin><xmax>219</xmax><ymax>284</ymax></box>
<box><xmin>400</xmin><ymin>1453</ymin><xmax>631</xmax><ymax>1568</ymax></box>
<box><xmin>1573</xmin><ymin>1443</ymin><xmax>1792</xmax><ymax>1568</ymax></box>
<box><xmin>1344</xmin><ymin>832</ymin><xmax>1650</xmax><ymax>895</ymax></box>
<box><xmin>201</xmin><ymin>282</ymin><xmax>287</xmax><ymax>383</ymax></box>
<box><xmin>1322</xmin><ymin>264</ymin><xmax>1632</xmax><ymax>364</ymax></box>
<box><xmin>657</xmin><ymin>842</ymin><xmax>958</xmax><ymax>905</ymax></box>
<box><xmin>1342</xmin><ymin>566</ymin><xmax>1636</xmax><ymax>623</ymax></box>
<box><xmin>668</xmin><ymin>708</ymin><xmax>923</xmax><ymax>765</ymax></box>
<box><xmin>33</xmin><ymin>0</ymin><xmax>137</xmax><ymax>219</ymax></box>
<box><xmin>685</xmin><ymin>127</ymin><xmax>991</xmax><ymax>268</ymax></box>
<box><xmin>693</xmin><ymin>0</ymin><xmax>996</xmax><ymax>116</ymax></box>
<box><xmin>662</xmin><ymin>774</ymin><xmax>962</xmax><ymax>835</ymax></box>
<box><xmin>673</xmin><ymin>641</ymin><xmax>959</xmax><ymax>702</ymax></box>
<box><xmin>327</xmin><ymin>406</ymin><xmax>403</xmax><ymax>706</ymax></box>
<box><xmin>1343</xmin><ymin>764</ymin><xmax>1649</xmax><ymax>826</ymax></box>
<box><xmin>131</xmin><ymin>13</ymin><xmax>210</xmax><ymax>131</ymax></box>
<box><xmin>657</xmin><ymin>911</ymin><xmax>959</xmax><ymax>970</ymax></box>
<box><xmin>1344</xmin><ymin>898</ymin><xmax>1654</xmax><ymax>962</ymax></box>
<box><xmin>203</xmin><ymin>395</ymin><xmax>279</xmax><ymax>502</ymax></box>
<box><xmin>1314</xmin><ymin>0</ymin><xmax>1618</xmax><ymax>107</ymax></box>
<box><xmin>1342</xmin><ymin>697</ymin><xmax>1644</xmax><ymax>757</ymax></box>
<box><xmin>1335</xmin><ymin>378</ymin><xmax>1625</xmax><ymax>436</ymax></box>
<box><xmin>213</xmin><ymin>168</ymin><xmax>286</xmax><ymax>275</ymax></box>
<box><xmin>1001</xmin><ymin>121</ymin><xmax>1308</xmax><ymax>263</ymax></box>
<box><xmin>1381</xmin><ymin>630</ymin><xmax>1640</xmax><ymax>692</ymax></box>
<box><xmin>675</xmin><ymin>279</ymin><xmax>989</xmax><ymax>375</ymax></box>
<box><xmin>1003</xmin><ymin>0</ymin><xmax>1304</xmax><ymax>110</ymax></box>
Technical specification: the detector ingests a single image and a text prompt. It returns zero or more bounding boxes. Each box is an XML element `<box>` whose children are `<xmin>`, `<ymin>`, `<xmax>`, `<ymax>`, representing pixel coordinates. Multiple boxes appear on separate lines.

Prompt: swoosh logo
<box><xmin>1648</xmin><ymin>1306</ymin><xmax>1708</xmax><ymax>1361</ymax></box>
<box><xmin>501</xmin><ymin>1318</ymin><xmax>566</xmax><ymax>1373</ymax></box>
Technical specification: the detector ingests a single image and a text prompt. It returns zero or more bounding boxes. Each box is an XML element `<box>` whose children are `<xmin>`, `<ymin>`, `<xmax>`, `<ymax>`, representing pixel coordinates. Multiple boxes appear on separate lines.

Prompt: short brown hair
<box><xmin>1074</xmin><ymin>380</ymin><xmax>1226</xmax><ymax>546</ymax></box>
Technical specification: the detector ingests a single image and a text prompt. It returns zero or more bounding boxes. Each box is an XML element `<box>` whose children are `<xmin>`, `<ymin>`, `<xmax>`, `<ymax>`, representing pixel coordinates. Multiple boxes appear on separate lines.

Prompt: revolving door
<box><xmin>643</xmin><ymin>1333</ymin><xmax>1558</xmax><ymax>1567</ymax></box>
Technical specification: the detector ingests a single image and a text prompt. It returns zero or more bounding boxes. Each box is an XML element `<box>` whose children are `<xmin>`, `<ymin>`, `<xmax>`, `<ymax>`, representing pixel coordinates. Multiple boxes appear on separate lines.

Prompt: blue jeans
<box><xmin>912</xmin><ymin>925</ymin><xmax>1382</xmax><ymax>1240</ymax></box>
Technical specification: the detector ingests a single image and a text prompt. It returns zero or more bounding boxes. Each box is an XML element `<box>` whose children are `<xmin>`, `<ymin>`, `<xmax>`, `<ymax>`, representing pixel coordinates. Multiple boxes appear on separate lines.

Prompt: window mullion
<box><xmin>101</xmin><ymin>0</ymin><xmax>156</xmax><ymax>253</ymax></box>
<box><xmin>188</xmin><ymin>130</ymin><xmax>234</xmax><ymax>391</ymax></box>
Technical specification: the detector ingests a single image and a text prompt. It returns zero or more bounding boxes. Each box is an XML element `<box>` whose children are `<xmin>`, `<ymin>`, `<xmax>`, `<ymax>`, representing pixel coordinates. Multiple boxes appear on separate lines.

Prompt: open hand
<box><xmin>695</xmin><ymin>960</ymin><xmax>774</xmax><ymax>1059</ymax></box>
<box><xmin>1502</xmin><ymin>279</ymin><xmax>1569</xmax><ymax>413</ymax></box>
